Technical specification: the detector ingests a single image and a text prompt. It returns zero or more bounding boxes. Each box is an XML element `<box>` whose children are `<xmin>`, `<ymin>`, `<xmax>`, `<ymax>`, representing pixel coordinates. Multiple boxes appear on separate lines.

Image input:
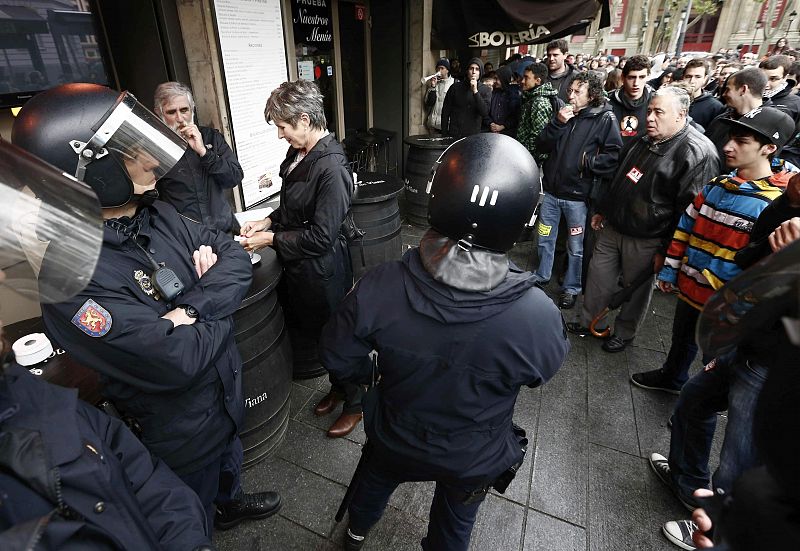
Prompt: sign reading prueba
<box><xmin>291</xmin><ymin>0</ymin><xmax>333</xmax><ymax>47</ymax></box>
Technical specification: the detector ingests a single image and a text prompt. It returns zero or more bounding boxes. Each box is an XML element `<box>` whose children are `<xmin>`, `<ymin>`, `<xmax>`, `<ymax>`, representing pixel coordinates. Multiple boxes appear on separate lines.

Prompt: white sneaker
<box><xmin>662</xmin><ymin>519</ymin><xmax>698</xmax><ymax>550</ymax></box>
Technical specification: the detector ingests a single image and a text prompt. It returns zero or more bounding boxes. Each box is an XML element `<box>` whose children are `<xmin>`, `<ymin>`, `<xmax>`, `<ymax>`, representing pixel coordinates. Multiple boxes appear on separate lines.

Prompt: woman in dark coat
<box><xmin>240</xmin><ymin>80</ymin><xmax>363</xmax><ymax>438</ymax></box>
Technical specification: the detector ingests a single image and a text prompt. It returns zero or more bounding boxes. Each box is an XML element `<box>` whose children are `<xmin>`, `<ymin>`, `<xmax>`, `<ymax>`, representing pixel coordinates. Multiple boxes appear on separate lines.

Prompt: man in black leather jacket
<box><xmin>568</xmin><ymin>86</ymin><xmax>720</xmax><ymax>353</ymax></box>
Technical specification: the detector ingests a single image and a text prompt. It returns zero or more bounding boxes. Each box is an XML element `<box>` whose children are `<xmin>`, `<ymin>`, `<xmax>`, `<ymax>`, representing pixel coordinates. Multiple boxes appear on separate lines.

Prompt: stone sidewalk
<box><xmin>214</xmin><ymin>223</ymin><xmax>725</xmax><ymax>551</ymax></box>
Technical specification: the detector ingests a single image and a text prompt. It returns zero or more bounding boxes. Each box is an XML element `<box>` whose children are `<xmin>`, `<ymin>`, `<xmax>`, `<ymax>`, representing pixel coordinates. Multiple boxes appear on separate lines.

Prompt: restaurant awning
<box><xmin>431</xmin><ymin>0</ymin><xmax>610</xmax><ymax>50</ymax></box>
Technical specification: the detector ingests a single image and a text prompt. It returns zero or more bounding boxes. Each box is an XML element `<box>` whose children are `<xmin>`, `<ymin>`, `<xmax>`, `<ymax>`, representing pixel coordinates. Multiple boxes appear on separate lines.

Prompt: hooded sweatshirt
<box><xmin>546</xmin><ymin>63</ymin><xmax>578</xmax><ymax>103</ymax></box>
<box><xmin>609</xmin><ymin>85</ymin><xmax>653</xmax><ymax>146</ymax></box>
<box><xmin>487</xmin><ymin>65</ymin><xmax>521</xmax><ymax>136</ymax></box>
<box><xmin>319</xmin><ymin>245</ymin><xmax>569</xmax><ymax>479</ymax></box>
<box><xmin>440</xmin><ymin>57</ymin><xmax>491</xmax><ymax>139</ymax></box>
<box><xmin>517</xmin><ymin>81</ymin><xmax>560</xmax><ymax>163</ymax></box>
<box><xmin>688</xmin><ymin>91</ymin><xmax>726</xmax><ymax>129</ymax></box>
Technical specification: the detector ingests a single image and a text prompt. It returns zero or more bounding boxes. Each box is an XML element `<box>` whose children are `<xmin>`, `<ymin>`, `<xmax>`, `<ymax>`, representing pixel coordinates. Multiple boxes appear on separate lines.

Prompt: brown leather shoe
<box><xmin>326</xmin><ymin>412</ymin><xmax>363</xmax><ymax>438</ymax></box>
<box><xmin>314</xmin><ymin>392</ymin><xmax>344</xmax><ymax>416</ymax></box>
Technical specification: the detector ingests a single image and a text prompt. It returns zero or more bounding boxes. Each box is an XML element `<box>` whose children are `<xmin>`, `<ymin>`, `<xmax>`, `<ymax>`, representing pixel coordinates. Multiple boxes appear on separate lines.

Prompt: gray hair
<box><xmin>153</xmin><ymin>81</ymin><xmax>195</xmax><ymax>117</ymax></box>
<box><xmin>653</xmin><ymin>85</ymin><xmax>691</xmax><ymax>113</ymax></box>
<box><xmin>264</xmin><ymin>80</ymin><xmax>327</xmax><ymax>130</ymax></box>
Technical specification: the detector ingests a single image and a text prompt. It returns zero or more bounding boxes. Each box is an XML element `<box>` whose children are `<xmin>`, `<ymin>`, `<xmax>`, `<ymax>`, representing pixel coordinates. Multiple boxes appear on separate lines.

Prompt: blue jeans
<box><xmin>662</xmin><ymin>298</ymin><xmax>711</xmax><ymax>387</ymax></box>
<box><xmin>534</xmin><ymin>194</ymin><xmax>586</xmax><ymax>295</ymax></box>
<box><xmin>668</xmin><ymin>351</ymin><xmax>767</xmax><ymax>501</ymax></box>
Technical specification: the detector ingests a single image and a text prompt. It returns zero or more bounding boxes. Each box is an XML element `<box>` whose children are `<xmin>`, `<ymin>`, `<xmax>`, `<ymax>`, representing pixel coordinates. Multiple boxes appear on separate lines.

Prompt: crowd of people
<box><xmin>424</xmin><ymin>38</ymin><xmax>800</xmax><ymax>551</ymax></box>
<box><xmin>1</xmin><ymin>31</ymin><xmax>800</xmax><ymax>551</ymax></box>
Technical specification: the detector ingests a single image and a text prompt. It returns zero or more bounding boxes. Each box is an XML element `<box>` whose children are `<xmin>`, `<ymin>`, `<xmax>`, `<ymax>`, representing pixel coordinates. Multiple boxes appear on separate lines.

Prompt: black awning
<box><xmin>0</xmin><ymin>6</ymin><xmax>48</xmax><ymax>35</ymax></box>
<box><xmin>431</xmin><ymin>0</ymin><xmax>610</xmax><ymax>50</ymax></box>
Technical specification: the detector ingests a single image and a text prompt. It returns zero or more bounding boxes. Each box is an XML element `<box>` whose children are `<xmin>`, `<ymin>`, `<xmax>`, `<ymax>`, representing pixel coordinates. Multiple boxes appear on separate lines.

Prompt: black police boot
<box><xmin>214</xmin><ymin>490</ymin><xmax>282</xmax><ymax>530</ymax></box>
<box><xmin>344</xmin><ymin>526</ymin><xmax>368</xmax><ymax>550</ymax></box>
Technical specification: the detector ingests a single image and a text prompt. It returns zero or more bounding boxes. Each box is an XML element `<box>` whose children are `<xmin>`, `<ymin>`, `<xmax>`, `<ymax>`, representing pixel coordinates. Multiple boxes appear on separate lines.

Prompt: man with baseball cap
<box><xmin>637</xmin><ymin>106</ymin><xmax>797</xmax><ymax>550</ymax></box>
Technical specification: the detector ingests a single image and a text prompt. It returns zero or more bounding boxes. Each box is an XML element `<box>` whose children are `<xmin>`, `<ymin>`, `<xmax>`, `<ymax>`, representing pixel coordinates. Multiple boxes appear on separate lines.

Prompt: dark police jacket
<box><xmin>0</xmin><ymin>364</ymin><xmax>210</xmax><ymax>550</ymax></box>
<box><xmin>41</xmin><ymin>200</ymin><xmax>252</xmax><ymax>475</ymax></box>
<box><xmin>320</xmin><ymin>249</ymin><xmax>569</xmax><ymax>480</ymax></box>
<box><xmin>269</xmin><ymin>135</ymin><xmax>352</xmax><ymax>327</ymax></box>
<box><xmin>598</xmin><ymin>124</ymin><xmax>720</xmax><ymax>245</ymax></box>
<box><xmin>157</xmin><ymin>126</ymin><xmax>243</xmax><ymax>233</ymax></box>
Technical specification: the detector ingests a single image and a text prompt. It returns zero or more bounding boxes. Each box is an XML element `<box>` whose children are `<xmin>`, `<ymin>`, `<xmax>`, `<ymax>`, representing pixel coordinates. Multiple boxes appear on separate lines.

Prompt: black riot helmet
<box><xmin>427</xmin><ymin>133</ymin><xmax>540</xmax><ymax>252</ymax></box>
<box><xmin>11</xmin><ymin>83</ymin><xmax>186</xmax><ymax>208</ymax></box>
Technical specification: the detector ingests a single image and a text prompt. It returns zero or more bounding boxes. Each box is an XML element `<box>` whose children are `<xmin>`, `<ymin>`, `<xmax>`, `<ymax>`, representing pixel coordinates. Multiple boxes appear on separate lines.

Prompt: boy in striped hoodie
<box><xmin>632</xmin><ymin>106</ymin><xmax>798</xmax><ymax>551</ymax></box>
<box><xmin>631</xmin><ymin>106</ymin><xmax>795</xmax><ymax>394</ymax></box>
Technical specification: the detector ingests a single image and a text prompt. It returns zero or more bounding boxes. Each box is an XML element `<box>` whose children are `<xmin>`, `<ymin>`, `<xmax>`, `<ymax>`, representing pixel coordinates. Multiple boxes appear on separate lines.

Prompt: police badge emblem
<box><xmin>134</xmin><ymin>270</ymin><xmax>161</xmax><ymax>300</ymax></box>
<box><xmin>71</xmin><ymin>299</ymin><xmax>112</xmax><ymax>337</ymax></box>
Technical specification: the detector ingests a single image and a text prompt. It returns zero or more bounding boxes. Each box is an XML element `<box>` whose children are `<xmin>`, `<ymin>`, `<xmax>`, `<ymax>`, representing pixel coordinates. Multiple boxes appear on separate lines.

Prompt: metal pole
<box><xmin>675</xmin><ymin>0</ymin><xmax>692</xmax><ymax>56</ymax></box>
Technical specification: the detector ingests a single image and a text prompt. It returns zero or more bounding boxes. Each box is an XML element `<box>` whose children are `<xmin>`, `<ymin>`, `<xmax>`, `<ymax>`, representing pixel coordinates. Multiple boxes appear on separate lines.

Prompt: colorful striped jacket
<box><xmin>658</xmin><ymin>171</ymin><xmax>790</xmax><ymax>310</ymax></box>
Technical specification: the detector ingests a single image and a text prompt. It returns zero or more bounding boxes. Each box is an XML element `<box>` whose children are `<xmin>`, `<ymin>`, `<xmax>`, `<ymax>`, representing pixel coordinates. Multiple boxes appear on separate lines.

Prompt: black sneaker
<box><xmin>662</xmin><ymin>519</ymin><xmax>698</xmax><ymax>550</ymax></box>
<box><xmin>215</xmin><ymin>490</ymin><xmax>282</xmax><ymax>530</ymax></box>
<box><xmin>565</xmin><ymin>322</ymin><xmax>591</xmax><ymax>337</ymax></box>
<box><xmin>344</xmin><ymin>527</ymin><xmax>367</xmax><ymax>551</ymax></box>
<box><xmin>630</xmin><ymin>369</ymin><xmax>683</xmax><ymax>395</ymax></box>
<box><xmin>649</xmin><ymin>453</ymin><xmax>699</xmax><ymax>512</ymax></box>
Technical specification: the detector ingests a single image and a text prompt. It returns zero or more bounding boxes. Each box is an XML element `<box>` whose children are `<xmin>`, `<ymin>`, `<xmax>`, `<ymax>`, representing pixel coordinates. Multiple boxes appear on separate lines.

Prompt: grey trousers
<box><xmin>580</xmin><ymin>224</ymin><xmax>663</xmax><ymax>340</ymax></box>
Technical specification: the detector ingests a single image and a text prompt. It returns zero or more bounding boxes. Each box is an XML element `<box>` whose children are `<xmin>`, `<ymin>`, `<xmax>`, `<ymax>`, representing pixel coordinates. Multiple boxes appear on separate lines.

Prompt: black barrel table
<box><xmin>403</xmin><ymin>135</ymin><xmax>457</xmax><ymax>226</ymax></box>
<box><xmin>3</xmin><ymin>317</ymin><xmax>103</xmax><ymax>405</ymax></box>
<box><xmin>350</xmin><ymin>171</ymin><xmax>404</xmax><ymax>280</ymax></box>
<box><xmin>233</xmin><ymin>246</ymin><xmax>293</xmax><ymax>468</ymax></box>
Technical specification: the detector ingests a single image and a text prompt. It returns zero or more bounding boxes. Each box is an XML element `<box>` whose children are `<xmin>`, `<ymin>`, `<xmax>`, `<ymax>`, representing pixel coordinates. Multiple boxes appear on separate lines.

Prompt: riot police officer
<box><xmin>0</xmin><ymin>140</ymin><xmax>213</xmax><ymax>550</ymax></box>
<box><xmin>11</xmin><ymin>83</ymin><xmax>280</xmax><ymax>531</ymax></box>
<box><xmin>319</xmin><ymin>133</ymin><xmax>571</xmax><ymax>550</ymax></box>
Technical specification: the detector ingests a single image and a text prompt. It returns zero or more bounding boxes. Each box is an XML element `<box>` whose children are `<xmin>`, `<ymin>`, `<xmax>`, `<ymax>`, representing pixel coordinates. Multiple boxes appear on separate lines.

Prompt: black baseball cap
<box><xmin>722</xmin><ymin>106</ymin><xmax>795</xmax><ymax>148</ymax></box>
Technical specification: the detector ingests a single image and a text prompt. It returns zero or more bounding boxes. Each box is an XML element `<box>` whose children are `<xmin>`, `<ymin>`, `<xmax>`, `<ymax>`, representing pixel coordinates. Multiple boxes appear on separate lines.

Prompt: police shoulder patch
<box><xmin>71</xmin><ymin>299</ymin><xmax>112</xmax><ymax>337</ymax></box>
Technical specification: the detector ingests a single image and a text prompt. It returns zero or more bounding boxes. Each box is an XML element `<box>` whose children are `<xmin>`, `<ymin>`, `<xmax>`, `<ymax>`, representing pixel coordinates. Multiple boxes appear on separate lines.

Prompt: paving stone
<box><xmin>214</xmin><ymin>513</ymin><xmax>325</xmax><ymax>551</ymax></box>
<box><xmin>387</xmin><ymin>480</ymin><xmax>436</xmax><ymax>520</ymax></box>
<box><xmin>634</xmin><ymin>310</ymin><xmax>667</xmax><ymax>353</ymax></box>
<box><xmin>290</xmin><ymin>383</ymin><xmax>314</xmax><ymax>419</ymax></box>
<box><xmin>651</xmin><ymin>291</ymin><xmax>677</xmax><ymax>320</ymax></box>
<box><xmin>294</xmin><ymin>389</ymin><xmax>367</xmax><ymax>445</ymax></box>
<box><xmin>587</xmin><ymin>444</ymin><xmax>654</xmax><ymax>551</ymax></box>
<box><xmin>294</xmin><ymin>374</ymin><xmax>331</xmax><ymax>393</ymax></box>
<box><xmin>587</xmin><ymin>340</ymin><xmax>639</xmax><ymax>456</ymax></box>
<box><xmin>276</xmin><ymin>420</ymin><xmax>362</xmax><ymax>486</ymax></box>
<box><xmin>318</xmin><ymin>506</ymin><xmax>428</xmax><ymax>551</ymax></box>
<box><xmin>490</xmin><ymin>385</ymin><xmax>541</xmax><ymax>505</ymax></box>
<box><xmin>625</xmin><ymin>345</ymin><xmax>676</xmax><ymax>457</ymax></box>
<box><xmin>238</xmin><ymin>456</ymin><xmax>345</xmax><ymax>539</ymax></box>
<box><xmin>468</xmin><ymin>494</ymin><xmax>526</xmax><ymax>551</ymax></box>
<box><xmin>530</xmin><ymin>351</ymin><xmax>588</xmax><ymax>527</ymax></box>
<box><xmin>522</xmin><ymin>509</ymin><xmax>586</xmax><ymax>551</ymax></box>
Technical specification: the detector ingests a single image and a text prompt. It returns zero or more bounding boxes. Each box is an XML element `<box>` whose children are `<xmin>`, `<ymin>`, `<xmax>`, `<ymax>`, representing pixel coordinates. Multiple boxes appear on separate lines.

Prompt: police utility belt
<box><xmin>462</xmin><ymin>423</ymin><xmax>529</xmax><ymax>505</ymax></box>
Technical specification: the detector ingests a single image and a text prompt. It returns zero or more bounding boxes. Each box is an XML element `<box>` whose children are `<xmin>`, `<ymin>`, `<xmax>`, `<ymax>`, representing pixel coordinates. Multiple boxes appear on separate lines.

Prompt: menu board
<box><xmin>213</xmin><ymin>0</ymin><xmax>289</xmax><ymax>208</ymax></box>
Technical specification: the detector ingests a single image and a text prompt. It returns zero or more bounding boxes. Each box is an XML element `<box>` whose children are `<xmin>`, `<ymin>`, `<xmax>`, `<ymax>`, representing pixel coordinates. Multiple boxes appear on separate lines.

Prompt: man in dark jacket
<box><xmin>705</xmin><ymin>68</ymin><xmax>768</xmax><ymax>166</ymax></box>
<box><xmin>568</xmin><ymin>86</ymin><xmax>720</xmax><ymax>353</ymax></box>
<box><xmin>321</xmin><ymin>134</ymin><xmax>569</xmax><ymax>551</ymax></box>
<box><xmin>154</xmin><ymin>82</ymin><xmax>244</xmax><ymax>234</ymax></box>
<box><xmin>441</xmin><ymin>58</ymin><xmax>491</xmax><ymax>139</ymax></box>
<box><xmin>534</xmin><ymin>71</ymin><xmax>622</xmax><ymax>310</ymax></box>
<box><xmin>759</xmin><ymin>55</ymin><xmax>800</xmax><ymax>165</ymax></box>
<box><xmin>487</xmin><ymin>65</ymin><xmax>521</xmax><ymax>136</ymax></box>
<box><xmin>609</xmin><ymin>54</ymin><xmax>654</xmax><ymax>146</ymax></box>
<box><xmin>11</xmin><ymin>83</ymin><xmax>281</xmax><ymax>533</ymax></box>
<box><xmin>545</xmin><ymin>38</ymin><xmax>577</xmax><ymax>102</ymax></box>
<box><xmin>683</xmin><ymin>58</ymin><xmax>726</xmax><ymax>129</ymax></box>
<box><xmin>0</xmin><ymin>142</ymin><xmax>213</xmax><ymax>551</ymax></box>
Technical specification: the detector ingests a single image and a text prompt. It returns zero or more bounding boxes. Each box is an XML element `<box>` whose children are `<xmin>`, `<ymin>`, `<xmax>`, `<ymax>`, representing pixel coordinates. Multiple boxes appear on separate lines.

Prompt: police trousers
<box><xmin>347</xmin><ymin>450</ymin><xmax>489</xmax><ymax>551</ymax></box>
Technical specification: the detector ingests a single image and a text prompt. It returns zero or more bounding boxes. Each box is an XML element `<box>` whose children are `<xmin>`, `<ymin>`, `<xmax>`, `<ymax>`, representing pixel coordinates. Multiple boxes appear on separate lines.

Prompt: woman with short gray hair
<box><xmin>241</xmin><ymin>80</ymin><xmax>364</xmax><ymax>438</ymax></box>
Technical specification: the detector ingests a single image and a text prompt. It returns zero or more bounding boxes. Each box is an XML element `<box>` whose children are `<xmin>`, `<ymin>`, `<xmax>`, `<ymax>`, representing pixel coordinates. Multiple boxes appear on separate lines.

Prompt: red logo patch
<box><xmin>626</xmin><ymin>166</ymin><xmax>643</xmax><ymax>184</ymax></box>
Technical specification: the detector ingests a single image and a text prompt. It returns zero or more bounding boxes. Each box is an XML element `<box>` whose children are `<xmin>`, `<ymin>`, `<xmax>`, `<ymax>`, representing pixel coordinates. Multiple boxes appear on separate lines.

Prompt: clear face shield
<box><xmin>0</xmin><ymin>140</ymin><xmax>103</xmax><ymax>306</ymax></box>
<box><xmin>697</xmin><ymin>238</ymin><xmax>800</xmax><ymax>358</ymax></box>
<box><xmin>74</xmin><ymin>91</ymin><xmax>187</xmax><ymax>190</ymax></box>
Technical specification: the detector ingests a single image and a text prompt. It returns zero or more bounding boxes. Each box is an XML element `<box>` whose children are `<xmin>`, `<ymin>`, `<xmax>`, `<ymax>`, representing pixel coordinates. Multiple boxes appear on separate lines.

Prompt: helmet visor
<box><xmin>91</xmin><ymin>92</ymin><xmax>187</xmax><ymax>188</ymax></box>
<box><xmin>0</xmin><ymin>140</ymin><xmax>103</xmax><ymax>304</ymax></box>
